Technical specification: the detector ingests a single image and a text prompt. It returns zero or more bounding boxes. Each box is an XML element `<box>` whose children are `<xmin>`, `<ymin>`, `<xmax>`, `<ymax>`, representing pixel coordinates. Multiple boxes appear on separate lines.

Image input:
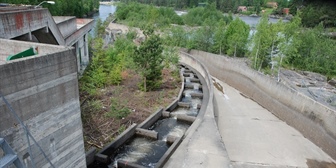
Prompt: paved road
<box><xmin>213</xmin><ymin>77</ymin><xmax>336</xmax><ymax>168</ymax></box>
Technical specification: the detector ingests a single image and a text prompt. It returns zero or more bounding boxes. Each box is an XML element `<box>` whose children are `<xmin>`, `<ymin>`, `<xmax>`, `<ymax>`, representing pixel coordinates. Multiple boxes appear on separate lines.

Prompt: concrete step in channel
<box><xmin>177</xmin><ymin>102</ymin><xmax>201</xmax><ymax>109</ymax></box>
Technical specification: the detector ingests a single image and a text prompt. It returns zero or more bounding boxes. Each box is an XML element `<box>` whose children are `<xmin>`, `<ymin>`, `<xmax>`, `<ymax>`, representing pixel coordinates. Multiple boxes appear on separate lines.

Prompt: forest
<box><xmin>119</xmin><ymin>0</ymin><xmax>290</xmax><ymax>12</ymax></box>
<box><xmin>0</xmin><ymin>0</ymin><xmax>99</xmax><ymax>17</ymax></box>
<box><xmin>119</xmin><ymin>0</ymin><xmax>336</xmax><ymax>28</ymax></box>
<box><xmin>291</xmin><ymin>0</ymin><xmax>336</xmax><ymax>27</ymax></box>
<box><xmin>113</xmin><ymin>2</ymin><xmax>336</xmax><ymax>78</ymax></box>
<box><xmin>78</xmin><ymin>1</ymin><xmax>335</xmax><ymax>149</ymax></box>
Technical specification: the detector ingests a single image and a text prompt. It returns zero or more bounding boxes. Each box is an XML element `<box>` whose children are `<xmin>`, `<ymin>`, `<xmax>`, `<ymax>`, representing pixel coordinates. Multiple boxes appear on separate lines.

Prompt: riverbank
<box><xmin>99</xmin><ymin>1</ymin><xmax>116</xmax><ymax>5</ymax></box>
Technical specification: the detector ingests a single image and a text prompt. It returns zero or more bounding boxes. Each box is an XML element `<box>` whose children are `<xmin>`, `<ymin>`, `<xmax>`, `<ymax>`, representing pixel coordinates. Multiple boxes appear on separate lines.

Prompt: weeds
<box><xmin>81</xmin><ymin>100</ymin><xmax>103</xmax><ymax>123</ymax></box>
<box><xmin>105</xmin><ymin>98</ymin><xmax>131</xmax><ymax>119</ymax></box>
<box><xmin>118</xmin><ymin>125</ymin><xmax>127</xmax><ymax>134</ymax></box>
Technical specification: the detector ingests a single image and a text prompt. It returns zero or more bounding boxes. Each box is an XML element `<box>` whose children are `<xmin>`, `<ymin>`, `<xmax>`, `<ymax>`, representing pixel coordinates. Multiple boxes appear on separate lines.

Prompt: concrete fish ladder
<box><xmin>88</xmin><ymin>64</ymin><xmax>209</xmax><ymax>168</ymax></box>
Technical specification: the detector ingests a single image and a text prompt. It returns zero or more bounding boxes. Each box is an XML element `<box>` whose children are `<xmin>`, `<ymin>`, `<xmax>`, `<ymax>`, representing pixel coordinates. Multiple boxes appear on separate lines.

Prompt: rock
<box><xmin>301</xmin><ymin>71</ymin><xmax>327</xmax><ymax>82</ymax></box>
<box><xmin>294</xmin><ymin>80</ymin><xmax>312</xmax><ymax>88</ymax></box>
<box><xmin>284</xmin><ymin>15</ymin><xmax>293</xmax><ymax>20</ymax></box>
<box><xmin>250</xmin><ymin>14</ymin><xmax>258</xmax><ymax>17</ymax></box>
<box><xmin>327</xmin><ymin>95</ymin><xmax>336</xmax><ymax>107</ymax></box>
<box><xmin>328</xmin><ymin>79</ymin><xmax>336</xmax><ymax>87</ymax></box>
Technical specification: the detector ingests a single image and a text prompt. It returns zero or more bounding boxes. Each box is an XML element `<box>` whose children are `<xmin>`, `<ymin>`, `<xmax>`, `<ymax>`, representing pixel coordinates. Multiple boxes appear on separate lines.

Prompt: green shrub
<box><xmin>115</xmin><ymin>2</ymin><xmax>183</xmax><ymax>28</ymax></box>
<box><xmin>183</xmin><ymin>4</ymin><xmax>227</xmax><ymax>26</ymax></box>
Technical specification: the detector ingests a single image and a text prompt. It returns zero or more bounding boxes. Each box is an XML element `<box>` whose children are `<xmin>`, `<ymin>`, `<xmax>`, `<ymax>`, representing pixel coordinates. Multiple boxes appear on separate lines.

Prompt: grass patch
<box><xmin>105</xmin><ymin>98</ymin><xmax>131</xmax><ymax>119</ymax></box>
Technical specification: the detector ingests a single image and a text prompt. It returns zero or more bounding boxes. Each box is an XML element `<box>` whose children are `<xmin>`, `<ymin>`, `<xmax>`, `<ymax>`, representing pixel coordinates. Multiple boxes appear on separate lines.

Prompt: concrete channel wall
<box><xmin>0</xmin><ymin>42</ymin><xmax>86</xmax><ymax>167</ymax></box>
<box><xmin>179</xmin><ymin>52</ymin><xmax>213</xmax><ymax>132</ymax></box>
<box><xmin>163</xmin><ymin>52</ymin><xmax>230</xmax><ymax>167</ymax></box>
<box><xmin>186</xmin><ymin>49</ymin><xmax>336</xmax><ymax>160</ymax></box>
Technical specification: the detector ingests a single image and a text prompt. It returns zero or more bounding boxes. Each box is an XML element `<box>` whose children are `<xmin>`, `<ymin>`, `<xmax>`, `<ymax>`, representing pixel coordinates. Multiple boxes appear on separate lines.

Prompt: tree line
<box><xmin>120</xmin><ymin>0</ymin><xmax>336</xmax><ymax>28</ymax></box>
<box><xmin>290</xmin><ymin>0</ymin><xmax>336</xmax><ymax>28</ymax></box>
<box><xmin>0</xmin><ymin>0</ymin><xmax>99</xmax><ymax>17</ymax></box>
<box><xmin>119</xmin><ymin>0</ymin><xmax>290</xmax><ymax>13</ymax></box>
<box><xmin>115</xmin><ymin>2</ymin><xmax>336</xmax><ymax>78</ymax></box>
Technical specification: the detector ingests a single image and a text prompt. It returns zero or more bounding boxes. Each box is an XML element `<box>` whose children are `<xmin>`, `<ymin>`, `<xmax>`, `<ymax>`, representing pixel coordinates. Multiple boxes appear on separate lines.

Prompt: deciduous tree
<box><xmin>225</xmin><ymin>18</ymin><xmax>250</xmax><ymax>57</ymax></box>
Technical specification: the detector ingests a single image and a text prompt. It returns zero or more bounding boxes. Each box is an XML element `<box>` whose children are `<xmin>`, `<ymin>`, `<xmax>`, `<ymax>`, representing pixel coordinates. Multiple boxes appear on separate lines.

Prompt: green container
<box><xmin>6</xmin><ymin>47</ymin><xmax>38</xmax><ymax>61</ymax></box>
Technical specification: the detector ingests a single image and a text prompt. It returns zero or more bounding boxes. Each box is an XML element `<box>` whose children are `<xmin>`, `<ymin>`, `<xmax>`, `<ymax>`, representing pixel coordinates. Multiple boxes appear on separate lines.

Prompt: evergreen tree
<box><xmin>133</xmin><ymin>26</ymin><xmax>164</xmax><ymax>92</ymax></box>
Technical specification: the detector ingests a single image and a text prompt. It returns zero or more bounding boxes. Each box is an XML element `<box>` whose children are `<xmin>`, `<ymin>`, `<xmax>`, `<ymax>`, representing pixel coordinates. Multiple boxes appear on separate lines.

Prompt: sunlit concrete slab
<box><xmin>213</xmin><ymin>78</ymin><xmax>336</xmax><ymax>167</ymax></box>
<box><xmin>163</xmin><ymin>115</ymin><xmax>231</xmax><ymax>168</ymax></box>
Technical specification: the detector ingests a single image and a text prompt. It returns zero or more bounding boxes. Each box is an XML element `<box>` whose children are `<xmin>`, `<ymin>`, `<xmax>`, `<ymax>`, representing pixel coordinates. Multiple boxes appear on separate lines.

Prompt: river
<box><xmin>91</xmin><ymin>4</ymin><xmax>116</xmax><ymax>21</ymax></box>
<box><xmin>89</xmin><ymin>4</ymin><xmax>116</xmax><ymax>36</ymax></box>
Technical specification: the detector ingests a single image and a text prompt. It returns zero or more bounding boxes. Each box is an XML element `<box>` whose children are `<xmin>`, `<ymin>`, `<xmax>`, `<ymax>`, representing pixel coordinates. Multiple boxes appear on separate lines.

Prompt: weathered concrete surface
<box><xmin>164</xmin><ymin>52</ymin><xmax>230</xmax><ymax>168</ymax></box>
<box><xmin>0</xmin><ymin>7</ymin><xmax>93</xmax><ymax>73</ymax></box>
<box><xmin>164</xmin><ymin>114</ymin><xmax>231</xmax><ymax>168</ymax></box>
<box><xmin>213</xmin><ymin>78</ymin><xmax>336</xmax><ymax>167</ymax></box>
<box><xmin>0</xmin><ymin>40</ymin><xmax>86</xmax><ymax>168</ymax></box>
<box><xmin>0</xmin><ymin>39</ymin><xmax>70</xmax><ymax>64</ymax></box>
<box><xmin>53</xmin><ymin>16</ymin><xmax>77</xmax><ymax>38</ymax></box>
<box><xmin>0</xmin><ymin>8</ymin><xmax>65</xmax><ymax>45</ymax></box>
<box><xmin>184</xmin><ymin>50</ymin><xmax>336</xmax><ymax>160</ymax></box>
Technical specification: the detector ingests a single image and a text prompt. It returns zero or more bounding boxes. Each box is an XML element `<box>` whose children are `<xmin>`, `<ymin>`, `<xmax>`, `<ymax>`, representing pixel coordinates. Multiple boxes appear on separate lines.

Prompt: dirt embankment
<box><xmin>80</xmin><ymin>69</ymin><xmax>181</xmax><ymax>150</ymax></box>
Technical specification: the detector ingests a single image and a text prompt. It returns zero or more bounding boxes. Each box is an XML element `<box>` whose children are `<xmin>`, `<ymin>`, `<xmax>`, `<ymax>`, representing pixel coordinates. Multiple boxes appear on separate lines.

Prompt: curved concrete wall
<box><xmin>164</xmin><ymin>52</ymin><xmax>230</xmax><ymax>167</ymax></box>
<box><xmin>186</xmin><ymin>49</ymin><xmax>336</xmax><ymax>160</ymax></box>
<box><xmin>179</xmin><ymin>52</ymin><xmax>214</xmax><ymax>134</ymax></box>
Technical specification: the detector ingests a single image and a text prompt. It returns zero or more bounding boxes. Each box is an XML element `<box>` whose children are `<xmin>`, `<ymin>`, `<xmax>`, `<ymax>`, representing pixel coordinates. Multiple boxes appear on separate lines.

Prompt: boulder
<box><xmin>301</xmin><ymin>71</ymin><xmax>327</xmax><ymax>82</ymax></box>
<box><xmin>328</xmin><ymin>79</ymin><xmax>336</xmax><ymax>87</ymax></box>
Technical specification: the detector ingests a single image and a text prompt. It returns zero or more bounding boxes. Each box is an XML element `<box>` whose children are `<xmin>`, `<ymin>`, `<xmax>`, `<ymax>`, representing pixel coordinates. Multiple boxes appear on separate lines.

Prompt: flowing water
<box><xmin>112</xmin><ymin>137</ymin><xmax>169</xmax><ymax>168</ymax></box>
<box><xmin>170</xmin><ymin>105</ymin><xmax>200</xmax><ymax>117</ymax></box>
<box><xmin>150</xmin><ymin>118</ymin><xmax>190</xmax><ymax>139</ymax></box>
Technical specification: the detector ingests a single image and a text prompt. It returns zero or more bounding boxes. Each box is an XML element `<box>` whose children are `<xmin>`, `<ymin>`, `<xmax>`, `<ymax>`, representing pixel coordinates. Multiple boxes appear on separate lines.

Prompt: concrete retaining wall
<box><xmin>0</xmin><ymin>43</ymin><xmax>86</xmax><ymax>167</ymax></box>
<box><xmin>186</xmin><ymin>49</ymin><xmax>336</xmax><ymax>160</ymax></box>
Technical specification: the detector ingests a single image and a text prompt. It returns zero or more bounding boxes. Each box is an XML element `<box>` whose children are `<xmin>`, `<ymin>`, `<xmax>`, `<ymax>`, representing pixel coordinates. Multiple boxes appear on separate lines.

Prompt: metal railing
<box><xmin>0</xmin><ymin>92</ymin><xmax>55</xmax><ymax>168</ymax></box>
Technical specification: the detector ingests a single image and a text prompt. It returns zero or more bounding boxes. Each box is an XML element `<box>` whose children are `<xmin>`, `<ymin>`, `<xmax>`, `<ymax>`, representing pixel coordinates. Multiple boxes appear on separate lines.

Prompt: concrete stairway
<box><xmin>0</xmin><ymin>138</ymin><xmax>25</xmax><ymax>168</ymax></box>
